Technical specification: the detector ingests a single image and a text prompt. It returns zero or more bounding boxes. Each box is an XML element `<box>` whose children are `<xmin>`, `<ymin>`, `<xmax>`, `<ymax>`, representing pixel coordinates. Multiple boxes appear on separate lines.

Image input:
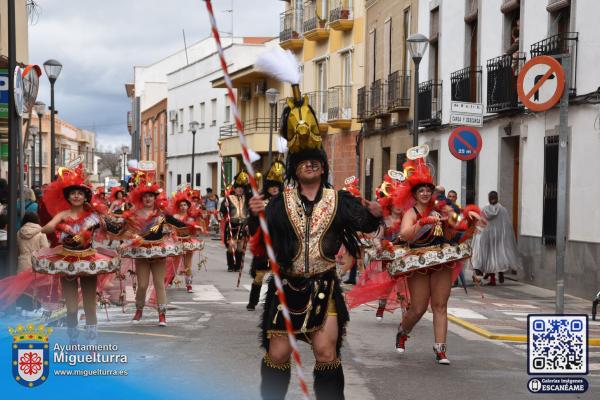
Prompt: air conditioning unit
<box><xmin>169</xmin><ymin>110</ymin><xmax>178</xmax><ymax>121</ymax></box>
<box><xmin>255</xmin><ymin>79</ymin><xmax>267</xmax><ymax>96</ymax></box>
<box><xmin>239</xmin><ymin>85</ymin><xmax>251</xmax><ymax>101</ymax></box>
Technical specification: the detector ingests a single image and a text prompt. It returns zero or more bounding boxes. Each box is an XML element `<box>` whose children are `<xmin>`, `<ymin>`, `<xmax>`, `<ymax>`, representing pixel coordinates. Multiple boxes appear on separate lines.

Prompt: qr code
<box><xmin>528</xmin><ymin>315</ymin><xmax>588</xmax><ymax>375</ymax></box>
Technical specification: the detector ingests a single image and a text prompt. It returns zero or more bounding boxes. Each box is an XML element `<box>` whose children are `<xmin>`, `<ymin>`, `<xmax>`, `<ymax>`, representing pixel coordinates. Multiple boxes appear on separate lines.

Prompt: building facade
<box><xmin>279</xmin><ymin>0</ymin><xmax>366</xmax><ymax>189</ymax></box>
<box><xmin>359</xmin><ymin>0</ymin><xmax>419</xmax><ymax>200</ymax></box>
<box><xmin>413</xmin><ymin>0</ymin><xmax>600</xmax><ymax>298</ymax></box>
<box><xmin>141</xmin><ymin>98</ymin><xmax>167</xmax><ymax>189</ymax></box>
<box><xmin>169</xmin><ymin>37</ymin><xmax>272</xmax><ymax>196</ymax></box>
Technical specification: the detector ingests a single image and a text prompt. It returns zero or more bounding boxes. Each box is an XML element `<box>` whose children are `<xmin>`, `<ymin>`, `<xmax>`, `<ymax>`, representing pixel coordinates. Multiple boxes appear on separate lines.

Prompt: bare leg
<box><xmin>400</xmin><ymin>273</ymin><xmax>431</xmax><ymax>333</ymax></box>
<box><xmin>312</xmin><ymin>315</ymin><xmax>344</xmax><ymax>400</ymax></box>
<box><xmin>80</xmin><ymin>276</ymin><xmax>98</xmax><ymax>325</ymax></box>
<box><xmin>429</xmin><ymin>267</ymin><xmax>452</xmax><ymax>343</ymax></box>
<box><xmin>150</xmin><ymin>258</ymin><xmax>167</xmax><ymax>305</ymax></box>
<box><xmin>135</xmin><ymin>259</ymin><xmax>151</xmax><ymax>310</ymax></box>
<box><xmin>312</xmin><ymin>315</ymin><xmax>339</xmax><ymax>363</ymax></box>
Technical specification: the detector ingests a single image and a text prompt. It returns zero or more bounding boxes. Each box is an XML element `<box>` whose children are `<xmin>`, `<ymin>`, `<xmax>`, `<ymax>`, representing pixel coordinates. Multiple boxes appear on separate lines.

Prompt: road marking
<box><xmin>500</xmin><ymin>311</ymin><xmax>530</xmax><ymax>316</ymax></box>
<box><xmin>492</xmin><ymin>303</ymin><xmax>538</xmax><ymax>309</ymax></box>
<box><xmin>513</xmin><ymin>317</ymin><xmax>527</xmax><ymax>322</ymax></box>
<box><xmin>97</xmin><ymin>329</ymin><xmax>180</xmax><ymax>338</ymax></box>
<box><xmin>447</xmin><ymin>307</ymin><xmax>488</xmax><ymax>320</ymax></box>
<box><xmin>192</xmin><ymin>284</ymin><xmax>226</xmax><ymax>301</ymax></box>
<box><xmin>463</xmin><ymin>299</ymin><xmax>483</xmax><ymax>304</ymax></box>
<box><xmin>243</xmin><ymin>284</ymin><xmax>269</xmax><ymax>301</ymax></box>
<box><xmin>589</xmin><ymin>363</ymin><xmax>600</xmax><ymax>371</ymax></box>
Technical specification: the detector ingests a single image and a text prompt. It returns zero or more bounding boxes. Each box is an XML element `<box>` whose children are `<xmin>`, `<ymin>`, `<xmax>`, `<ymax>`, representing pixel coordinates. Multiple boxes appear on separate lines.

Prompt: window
<box><xmin>319</xmin><ymin>0</ymin><xmax>328</xmax><ymax>19</ymax></box>
<box><xmin>542</xmin><ymin>135</ymin><xmax>559</xmax><ymax>245</ymax></box>
<box><xmin>382</xmin><ymin>147</ymin><xmax>390</xmax><ymax>181</ymax></box>
<box><xmin>341</xmin><ymin>51</ymin><xmax>352</xmax><ymax>113</ymax></box>
<box><xmin>403</xmin><ymin>7</ymin><xmax>412</xmax><ymax>76</ymax></box>
<box><xmin>186</xmin><ymin>173</ymin><xmax>191</xmax><ymax>183</ymax></box>
<box><xmin>211</xmin><ymin>98</ymin><xmax>217</xmax><ymax>126</ymax></box>
<box><xmin>550</xmin><ymin>5</ymin><xmax>570</xmax><ymax>36</ymax></box>
<box><xmin>364</xmin><ymin>158</ymin><xmax>373</xmax><ymax>201</ymax></box>
<box><xmin>195</xmin><ymin>173</ymin><xmax>201</xmax><ymax>187</ymax></box>
<box><xmin>178</xmin><ymin>108</ymin><xmax>184</xmax><ymax>133</ymax></box>
<box><xmin>200</xmin><ymin>102</ymin><xmax>206</xmax><ymax>127</ymax></box>
<box><xmin>224</xmin><ymin>95</ymin><xmax>231</xmax><ymax>122</ymax></box>
<box><xmin>316</xmin><ymin>60</ymin><xmax>327</xmax><ymax>120</ymax></box>
<box><xmin>368</xmin><ymin>29</ymin><xmax>376</xmax><ymax>85</ymax></box>
<box><xmin>430</xmin><ymin>8</ymin><xmax>440</xmax><ymax>81</ymax></box>
<box><xmin>383</xmin><ymin>18</ymin><xmax>392</xmax><ymax>79</ymax></box>
<box><xmin>396</xmin><ymin>153</ymin><xmax>407</xmax><ymax>170</ymax></box>
<box><xmin>189</xmin><ymin>105</ymin><xmax>194</xmax><ymax>123</ymax></box>
<box><xmin>177</xmin><ymin>174</ymin><xmax>182</xmax><ymax>186</ymax></box>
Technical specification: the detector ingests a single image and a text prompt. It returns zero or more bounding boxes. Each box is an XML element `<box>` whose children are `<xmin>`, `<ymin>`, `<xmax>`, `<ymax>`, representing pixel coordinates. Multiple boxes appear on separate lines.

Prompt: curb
<box><xmin>447</xmin><ymin>315</ymin><xmax>600</xmax><ymax>346</ymax></box>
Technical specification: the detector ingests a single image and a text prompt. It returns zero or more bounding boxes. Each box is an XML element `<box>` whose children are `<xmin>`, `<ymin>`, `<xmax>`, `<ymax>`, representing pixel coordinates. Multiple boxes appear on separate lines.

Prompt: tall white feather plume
<box><xmin>277</xmin><ymin>137</ymin><xmax>289</xmax><ymax>155</ymax></box>
<box><xmin>248</xmin><ymin>149</ymin><xmax>262</xmax><ymax>163</ymax></box>
<box><xmin>255</xmin><ymin>47</ymin><xmax>300</xmax><ymax>84</ymax></box>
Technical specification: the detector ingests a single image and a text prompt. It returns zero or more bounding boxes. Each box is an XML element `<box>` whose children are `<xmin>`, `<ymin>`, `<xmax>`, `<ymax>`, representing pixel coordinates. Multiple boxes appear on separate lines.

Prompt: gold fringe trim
<box><xmin>60</xmin><ymin>247</ymin><xmax>96</xmax><ymax>257</ymax></box>
<box><xmin>314</xmin><ymin>358</ymin><xmax>342</xmax><ymax>371</ymax></box>
<box><xmin>263</xmin><ymin>353</ymin><xmax>291</xmax><ymax>371</ymax></box>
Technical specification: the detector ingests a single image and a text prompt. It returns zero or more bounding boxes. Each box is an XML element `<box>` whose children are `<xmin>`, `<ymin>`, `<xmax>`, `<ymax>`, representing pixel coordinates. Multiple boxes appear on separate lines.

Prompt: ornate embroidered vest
<box><xmin>228</xmin><ymin>195</ymin><xmax>248</xmax><ymax>225</ymax></box>
<box><xmin>283</xmin><ymin>188</ymin><xmax>338</xmax><ymax>276</ymax></box>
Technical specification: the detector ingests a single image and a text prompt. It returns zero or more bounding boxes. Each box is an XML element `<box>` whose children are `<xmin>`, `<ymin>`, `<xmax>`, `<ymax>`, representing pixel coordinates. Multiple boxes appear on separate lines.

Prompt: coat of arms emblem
<box><xmin>9</xmin><ymin>324</ymin><xmax>53</xmax><ymax>388</ymax></box>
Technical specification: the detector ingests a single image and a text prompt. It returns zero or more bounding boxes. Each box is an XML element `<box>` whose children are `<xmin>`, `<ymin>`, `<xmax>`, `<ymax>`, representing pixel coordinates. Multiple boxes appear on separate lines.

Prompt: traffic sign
<box><xmin>451</xmin><ymin>101</ymin><xmax>483</xmax><ymax>115</ymax></box>
<box><xmin>13</xmin><ymin>66</ymin><xmax>24</xmax><ymax>117</ymax></box>
<box><xmin>517</xmin><ymin>55</ymin><xmax>565</xmax><ymax>112</ymax></box>
<box><xmin>448</xmin><ymin>126</ymin><xmax>482</xmax><ymax>161</ymax></box>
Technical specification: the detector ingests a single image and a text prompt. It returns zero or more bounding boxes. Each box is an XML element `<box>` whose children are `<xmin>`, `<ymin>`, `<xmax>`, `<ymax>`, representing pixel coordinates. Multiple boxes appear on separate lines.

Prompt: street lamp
<box><xmin>121</xmin><ymin>145</ymin><xmax>129</xmax><ymax>181</ymax></box>
<box><xmin>407</xmin><ymin>33</ymin><xmax>429</xmax><ymax>147</ymax></box>
<box><xmin>265</xmin><ymin>88</ymin><xmax>280</xmax><ymax>168</ymax></box>
<box><xmin>189</xmin><ymin>121</ymin><xmax>200</xmax><ymax>189</ymax></box>
<box><xmin>29</xmin><ymin>126</ymin><xmax>38</xmax><ymax>187</ymax></box>
<box><xmin>34</xmin><ymin>101</ymin><xmax>45</xmax><ymax>185</ymax></box>
<box><xmin>43</xmin><ymin>59</ymin><xmax>62</xmax><ymax>180</ymax></box>
<box><xmin>144</xmin><ymin>135</ymin><xmax>152</xmax><ymax>161</ymax></box>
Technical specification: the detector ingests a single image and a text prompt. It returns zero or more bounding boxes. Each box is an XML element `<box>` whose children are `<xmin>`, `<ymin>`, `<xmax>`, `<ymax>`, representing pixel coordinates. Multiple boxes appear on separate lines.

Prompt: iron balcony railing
<box><xmin>487</xmin><ymin>52</ymin><xmax>526</xmax><ymax>113</ymax></box>
<box><xmin>369</xmin><ymin>79</ymin><xmax>387</xmax><ymax>117</ymax></box>
<box><xmin>530</xmin><ymin>32</ymin><xmax>578</xmax><ymax>95</ymax></box>
<box><xmin>327</xmin><ymin>85</ymin><xmax>352</xmax><ymax>121</ymax></box>
<box><xmin>450</xmin><ymin>66</ymin><xmax>482</xmax><ymax>103</ymax></box>
<box><xmin>357</xmin><ymin>86</ymin><xmax>369</xmax><ymax>121</ymax></box>
<box><xmin>418</xmin><ymin>80</ymin><xmax>442</xmax><ymax>127</ymax></box>
<box><xmin>387</xmin><ymin>70</ymin><xmax>411</xmax><ymax>111</ymax></box>
<box><xmin>303</xmin><ymin>2</ymin><xmax>325</xmax><ymax>33</ymax></box>
<box><xmin>306</xmin><ymin>90</ymin><xmax>329</xmax><ymax>123</ymax></box>
<box><xmin>280</xmin><ymin>8</ymin><xmax>303</xmax><ymax>42</ymax></box>
<box><xmin>329</xmin><ymin>0</ymin><xmax>353</xmax><ymax>22</ymax></box>
<box><xmin>219</xmin><ymin>118</ymin><xmax>278</xmax><ymax>138</ymax></box>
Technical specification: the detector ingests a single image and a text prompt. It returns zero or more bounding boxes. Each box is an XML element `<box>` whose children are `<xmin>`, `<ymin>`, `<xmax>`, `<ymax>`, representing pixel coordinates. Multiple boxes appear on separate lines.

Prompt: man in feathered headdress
<box><xmin>249</xmin><ymin>78</ymin><xmax>382</xmax><ymax>399</ymax></box>
<box><xmin>220</xmin><ymin>170</ymin><xmax>250</xmax><ymax>272</ymax></box>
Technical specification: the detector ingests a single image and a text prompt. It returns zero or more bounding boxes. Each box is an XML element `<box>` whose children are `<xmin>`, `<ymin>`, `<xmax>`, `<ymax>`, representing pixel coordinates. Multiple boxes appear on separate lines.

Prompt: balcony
<box><xmin>219</xmin><ymin>118</ymin><xmax>279</xmax><ymax>157</ymax></box>
<box><xmin>329</xmin><ymin>0</ymin><xmax>353</xmax><ymax>31</ymax></box>
<box><xmin>418</xmin><ymin>80</ymin><xmax>442</xmax><ymax>127</ymax></box>
<box><xmin>387</xmin><ymin>70</ymin><xmax>410</xmax><ymax>112</ymax></box>
<box><xmin>303</xmin><ymin>4</ymin><xmax>329</xmax><ymax>42</ymax></box>
<box><xmin>369</xmin><ymin>79</ymin><xmax>388</xmax><ymax>118</ymax></box>
<box><xmin>530</xmin><ymin>32</ymin><xmax>578</xmax><ymax>95</ymax></box>
<box><xmin>357</xmin><ymin>86</ymin><xmax>369</xmax><ymax>122</ymax></box>
<box><xmin>279</xmin><ymin>9</ymin><xmax>304</xmax><ymax>51</ymax></box>
<box><xmin>450</xmin><ymin>66</ymin><xmax>482</xmax><ymax>103</ymax></box>
<box><xmin>487</xmin><ymin>53</ymin><xmax>526</xmax><ymax>113</ymax></box>
<box><xmin>327</xmin><ymin>85</ymin><xmax>352</xmax><ymax>130</ymax></box>
<box><xmin>306</xmin><ymin>91</ymin><xmax>330</xmax><ymax>133</ymax></box>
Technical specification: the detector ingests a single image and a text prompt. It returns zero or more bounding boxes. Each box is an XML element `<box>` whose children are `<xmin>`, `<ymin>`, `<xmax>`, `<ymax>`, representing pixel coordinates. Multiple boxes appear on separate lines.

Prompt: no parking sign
<box><xmin>448</xmin><ymin>126</ymin><xmax>482</xmax><ymax>161</ymax></box>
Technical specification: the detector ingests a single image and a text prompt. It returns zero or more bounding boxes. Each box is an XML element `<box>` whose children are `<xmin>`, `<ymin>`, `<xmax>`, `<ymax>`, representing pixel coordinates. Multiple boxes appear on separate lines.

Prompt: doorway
<box><xmin>499</xmin><ymin>136</ymin><xmax>520</xmax><ymax>238</ymax></box>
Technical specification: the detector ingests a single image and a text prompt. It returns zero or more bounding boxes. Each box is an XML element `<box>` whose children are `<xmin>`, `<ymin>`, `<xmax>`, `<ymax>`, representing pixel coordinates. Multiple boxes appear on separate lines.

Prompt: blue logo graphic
<box><xmin>9</xmin><ymin>324</ymin><xmax>52</xmax><ymax>388</ymax></box>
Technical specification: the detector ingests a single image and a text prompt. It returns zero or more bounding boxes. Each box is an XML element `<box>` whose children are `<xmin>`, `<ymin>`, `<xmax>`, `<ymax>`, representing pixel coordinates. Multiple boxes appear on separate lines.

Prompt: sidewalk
<box><xmin>447</xmin><ymin>276</ymin><xmax>600</xmax><ymax>345</ymax></box>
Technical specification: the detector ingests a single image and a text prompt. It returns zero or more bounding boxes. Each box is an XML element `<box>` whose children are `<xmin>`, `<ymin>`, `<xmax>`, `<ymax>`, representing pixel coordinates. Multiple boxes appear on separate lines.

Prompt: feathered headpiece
<box><xmin>127</xmin><ymin>161</ymin><xmax>162</xmax><ymax>209</ymax></box>
<box><xmin>109</xmin><ymin>186</ymin><xmax>126</xmax><ymax>203</ymax></box>
<box><xmin>169</xmin><ymin>191</ymin><xmax>192</xmax><ymax>215</ymax></box>
<box><xmin>255</xmin><ymin>47</ymin><xmax>328</xmax><ymax>184</ymax></box>
<box><xmin>342</xmin><ymin>176</ymin><xmax>361</xmax><ymax>198</ymax></box>
<box><xmin>43</xmin><ymin>164</ymin><xmax>93</xmax><ymax>216</ymax></box>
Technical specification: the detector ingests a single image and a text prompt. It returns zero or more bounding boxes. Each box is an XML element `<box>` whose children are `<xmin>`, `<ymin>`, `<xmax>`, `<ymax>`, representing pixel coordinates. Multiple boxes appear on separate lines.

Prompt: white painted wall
<box><xmin>416</xmin><ymin>0</ymin><xmax>600</xmax><ymax>243</ymax></box>
<box><xmin>165</xmin><ymin>41</ymin><xmax>271</xmax><ymax>195</ymax></box>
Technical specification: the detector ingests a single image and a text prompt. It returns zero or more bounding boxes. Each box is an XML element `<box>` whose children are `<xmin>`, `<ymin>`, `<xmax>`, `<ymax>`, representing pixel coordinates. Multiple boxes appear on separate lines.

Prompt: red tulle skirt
<box><xmin>32</xmin><ymin>246</ymin><xmax>120</xmax><ymax>276</ymax></box>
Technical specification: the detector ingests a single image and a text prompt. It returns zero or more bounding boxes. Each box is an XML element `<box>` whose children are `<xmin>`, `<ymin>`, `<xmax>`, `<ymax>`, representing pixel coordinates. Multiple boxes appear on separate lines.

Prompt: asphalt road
<box><xmin>82</xmin><ymin>238</ymin><xmax>599</xmax><ymax>400</ymax></box>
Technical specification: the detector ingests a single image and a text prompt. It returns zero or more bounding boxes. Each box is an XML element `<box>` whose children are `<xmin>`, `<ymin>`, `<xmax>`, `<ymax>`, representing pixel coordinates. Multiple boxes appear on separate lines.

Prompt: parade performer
<box><xmin>246</xmin><ymin>160</ymin><xmax>285</xmax><ymax>311</ymax></box>
<box><xmin>220</xmin><ymin>171</ymin><xmax>250</xmax><ymax>272</ymax></box>
<box><xmin>108</xmin><ymin>186</ymin><xmax>128</xmax><ymax>214</ymax></box>
<box><xmin>248</xmin><ymin>80</ymin><xmax>382</xmax><ymax>399</ymax></box>
<box><xmin>120</xmin><ymin>165</ymin><xmax>183</xmax><ymax>326</ymax></box>
<box><xmin>32</xmin><ymin>164</ymin><xmax>120</xmax><ymax>344</ymax></box>
<box><xmin>169</xmin><ymin>191</ymin><xmax>205</xmax><ymax>293</ymax></box>
<box><xmin>391</xmin><ymin>153</ymin><xmax>480</xmax><ymax>364</ymax></box>
<box><xmin>92</xmin><ymin>186</ymin><xmax>109</xmax><ymax>208</ymax></box>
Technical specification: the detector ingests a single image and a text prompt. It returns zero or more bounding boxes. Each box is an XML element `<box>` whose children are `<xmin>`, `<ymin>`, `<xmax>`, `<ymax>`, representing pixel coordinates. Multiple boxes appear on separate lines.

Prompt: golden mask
<box><xmin>266</xmin><ymin>161</ymin><xmax>285</xmax><ymax>183</ymax></box>
<box><xmin>284</xmin><ymin>94</ymin><xmax>321</xmax><ymax>154</ymax></box>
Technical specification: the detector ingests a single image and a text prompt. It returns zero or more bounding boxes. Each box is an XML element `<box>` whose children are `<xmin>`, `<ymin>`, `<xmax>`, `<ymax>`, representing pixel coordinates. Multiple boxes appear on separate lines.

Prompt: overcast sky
<box><xmin>29</xmin><ymin>0</ymin><xmax>283</xmax><ymax>151</ymax></box>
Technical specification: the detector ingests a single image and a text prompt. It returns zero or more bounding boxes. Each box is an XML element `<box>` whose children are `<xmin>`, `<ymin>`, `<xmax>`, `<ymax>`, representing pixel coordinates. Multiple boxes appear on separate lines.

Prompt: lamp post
<box><xmin>29</xmin><ymin>126</ymin><xmax>38</xmax><ymax>187</ymax></box>
<box><xmin>121</xmin><ymin>145</ymin><xmax>129</xmax><ymax>182</ymax></box>
<box><xmin>34</xmin><ymin>101</ymin><xmax>45</xmax><ymax>185</ymax></box>
<box><xmin>189</xmin><ymin>121</ymin><xmax>200</xmax><ymax>189</ymax></box>
<box><xmin>407</xmin><ymin>33</ymin><xmax>429</xmax><ymax>147</ymax></box>
<box><xmin>43</xmin><ymin>59</ymin><xmax>62</xmax><ymax>181</ymax></box>
<box><xmin>265</xmin><ymin>88</ymin><xmax>280</xmax><ymax>168</ymax></box>
<box><xmin>144</xmin><ymin>135</ymin><xmax>152</xmax><ymax>161</ymax></box>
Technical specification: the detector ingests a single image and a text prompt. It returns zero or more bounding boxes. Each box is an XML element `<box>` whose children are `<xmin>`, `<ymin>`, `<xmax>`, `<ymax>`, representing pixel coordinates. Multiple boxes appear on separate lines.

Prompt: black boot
<box><xmin>260</xmin><ymin>353</ymin><xmax>290</xmax><ymax>400</ymax></box>
<box><xmin>313</xmin><ymin>359</ymin><xmax>345</xmax><ymax>400</ymax></box>
<box><xmin>226</xmin><ymin>252</ymin><xmax>235</xmax><ymax>272</ymax></box>
<box><xmin>247</xmin><ymin>283</ymin><xmax>261</xmax><ymax>311</ymax></box>
<box><xmin>235</xmin><ymin>251</ymin><xmax>244</xmax><ymax>272</ymax></box>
